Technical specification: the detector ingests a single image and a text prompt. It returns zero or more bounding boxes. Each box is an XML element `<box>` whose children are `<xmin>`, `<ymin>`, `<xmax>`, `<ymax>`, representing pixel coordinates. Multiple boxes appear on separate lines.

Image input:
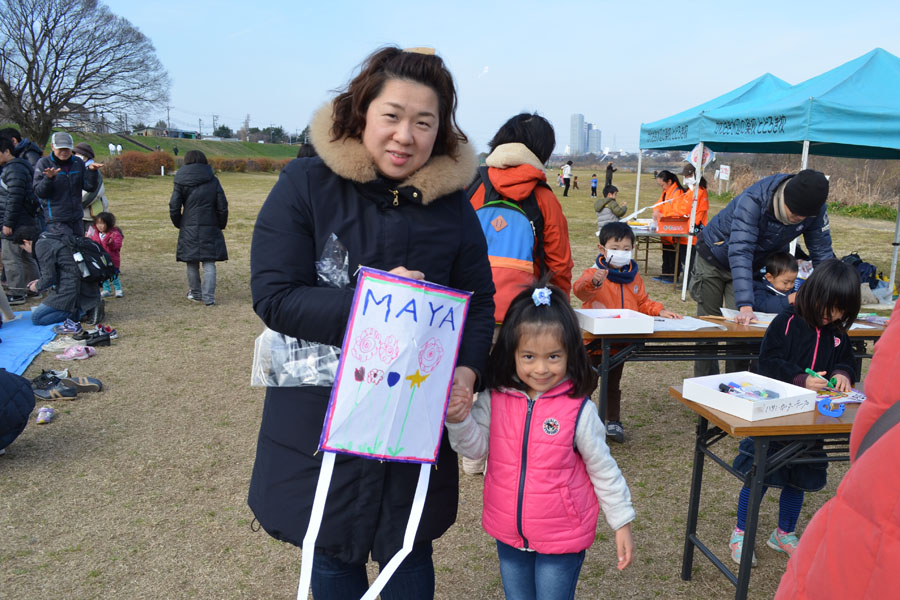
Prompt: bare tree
<box><xmin>0</xmin><ymin>0</ymin><xmax>169</xmax><ymax>146</ymax></box>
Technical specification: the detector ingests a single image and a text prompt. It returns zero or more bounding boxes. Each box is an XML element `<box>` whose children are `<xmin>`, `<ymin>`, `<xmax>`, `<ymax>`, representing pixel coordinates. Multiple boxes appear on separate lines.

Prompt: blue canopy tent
<box><xmin>637</xmin><ymin>48</ymin><xmax>900</xmax><ymax>301</ymax></box>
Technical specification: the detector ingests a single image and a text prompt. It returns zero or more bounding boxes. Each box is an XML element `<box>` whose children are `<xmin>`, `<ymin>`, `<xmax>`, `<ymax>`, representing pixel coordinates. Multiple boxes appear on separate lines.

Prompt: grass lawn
<box><xmin>0</xmin><ymin>167</ymin><xmax>893</xmax><ymax>599</ymax></box>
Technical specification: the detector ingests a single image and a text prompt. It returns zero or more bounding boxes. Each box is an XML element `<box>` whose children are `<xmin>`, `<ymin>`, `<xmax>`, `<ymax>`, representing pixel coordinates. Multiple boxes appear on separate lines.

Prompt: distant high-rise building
<box><xmin>569</xmin><ymin>113</ymin><xmax>584</xmax><ymax>156</ymax></box>
<box><xmin>583</xmin><ymin>122</ymin><xmax>592</xmax><ymax>156</ymax></box>
<box><xmin>588</xmin><ymin>129</ymin><xmax>602</xmax><ymax>154</ymax></box>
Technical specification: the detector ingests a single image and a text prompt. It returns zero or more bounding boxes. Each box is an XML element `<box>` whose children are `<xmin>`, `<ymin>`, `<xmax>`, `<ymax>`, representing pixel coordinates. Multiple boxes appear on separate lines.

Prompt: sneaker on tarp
<box><xmin>606</xmin><ymin>421</ymin><xmax>625</xmax><ymax>444</ymax></box>
<box><xmin>729</xmin><ymin>527</ymin><xmax>758</xmax><ymax>567</ymax></box>
<box><xmin>766</xmin><ymin>528</ymin><xmax>799</xmax><ymax>557</ymax></box>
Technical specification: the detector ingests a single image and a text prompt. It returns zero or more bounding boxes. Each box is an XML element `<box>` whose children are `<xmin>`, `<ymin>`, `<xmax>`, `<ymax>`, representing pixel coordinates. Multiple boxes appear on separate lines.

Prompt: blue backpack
<box><xmin>468</xmin><ymin>167</ymin><xmax>547</xmax><ymax>323</ymax></box>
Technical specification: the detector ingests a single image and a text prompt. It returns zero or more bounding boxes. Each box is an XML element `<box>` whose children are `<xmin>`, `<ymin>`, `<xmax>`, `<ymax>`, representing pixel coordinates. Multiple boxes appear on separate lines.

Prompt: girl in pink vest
<box><xmin>446</xmin><ymin>283</ymin><xmax>635</xmax><ymax>600</ymax></box>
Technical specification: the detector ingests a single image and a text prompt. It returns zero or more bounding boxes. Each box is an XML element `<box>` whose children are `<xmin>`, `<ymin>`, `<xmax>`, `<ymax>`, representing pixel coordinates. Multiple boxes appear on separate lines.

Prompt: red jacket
<box><xmin>89</xmin><ymin>227</ymin><xmax>123</xmax><ymax>270</ymax></box>
<box><xmin>469</xmin><ymin>144</ymin><xmax>573</xmax><ymax>296</ymax></box>
<box><xmin>775</xmin><ymin>299</ymin><xmax>900</xmax><ymax>599</ymax></box>
<box><xmin>661</xmin><ymin>186</ymin><xmax>708</xmax><ymax>245</ymax></box>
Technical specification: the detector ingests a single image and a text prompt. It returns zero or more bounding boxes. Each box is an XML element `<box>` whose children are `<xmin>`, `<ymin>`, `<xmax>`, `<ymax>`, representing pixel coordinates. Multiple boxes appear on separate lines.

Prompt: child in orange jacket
<box><xmin>574</xmin><ymin>221</ymin><xmax>682</xmax><ymax>442</ymax></box>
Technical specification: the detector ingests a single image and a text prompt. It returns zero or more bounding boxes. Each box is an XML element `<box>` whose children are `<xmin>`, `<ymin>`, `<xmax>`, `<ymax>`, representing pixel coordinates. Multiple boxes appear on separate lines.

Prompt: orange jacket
<box><xmin>656</xmin><ymin>182</ymin><xmax>685</xmax><ymax>245</ymax></box>
<box><xmin>470</xmin><ymin>162</ymin><xmax>574</xmax><ymax>296</ymax></box>
<box><xmin>661</xmin><ymin>185</ymin><xmax>708</xmax><ymax>245</ymax></box>
<box><xmin>573</xmin><ymin>263</ymin><xmax>664</xmax><ymax>316</ymax></box>
<box><xmin>775</xmin><ymin>299</ymin><xmax>900</xmax><ymax>600</ymax></box>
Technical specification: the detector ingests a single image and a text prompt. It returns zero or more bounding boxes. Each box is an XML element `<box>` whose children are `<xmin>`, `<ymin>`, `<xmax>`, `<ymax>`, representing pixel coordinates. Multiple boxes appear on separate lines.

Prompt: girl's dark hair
<box><xmin>794</xmin><ymin>259</ymin><xmax>860</xmax><ymax>332</ymax></box>
<box><xmin>599</xmin><ymin>221</ymin><xmax>634</xmax><ymax>246</ymax></box>
<box><xmin>765</xmin><ymin>251</ymin><xmax>798</xmax><ymax>278</ymax></box>
<box><xmin>681</xmin><ymin>164</ymin><xmax>708</xmax><ymax>189</ymax></box>
<box><xmin>487</xmin><ymin>282</ymin><xmax>597</xmax><ymax>398</ymax></box>
<box><xmin>488</xmin><ymin>113</ymin><xmax>555</xmax><ymax>164</ymax></box>
<box><xmin>93</xmin><ymin>211</ymin><xmax>116</xmax><ymax>230</ymax></box>
<box><xmin>184</xmin><ymin>150</ymin><xmax>207</xmax><ymax>165</ymax></box>
<box><xmin>331</xmin><ymin>46</ymin><xmax>466</xmax><ymax>159</ymax></box>
<box><xmin>657</xmin><ymin>169</ymin><xmax>685</xmax><ymax>192</ymax></box>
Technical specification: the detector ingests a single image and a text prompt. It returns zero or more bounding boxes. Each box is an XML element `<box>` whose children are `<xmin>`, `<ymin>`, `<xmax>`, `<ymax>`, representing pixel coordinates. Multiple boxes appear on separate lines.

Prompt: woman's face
<box><xmin>362</xmin><ymin>78</ymin><xmax>439</xmax><ymax>180</ymax></box>
<box><xmin>656</xmin><ymin>177</ymin><xmax>666</xmax><ymax>189</ymax></box>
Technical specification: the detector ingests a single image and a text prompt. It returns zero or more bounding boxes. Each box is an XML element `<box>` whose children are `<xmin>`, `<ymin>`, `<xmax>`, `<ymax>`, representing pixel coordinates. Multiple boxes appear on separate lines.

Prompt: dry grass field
<box><xmin>1</xmin><ymin>165</ymin><xmax>894</xmax><ymax>599</ymax></box>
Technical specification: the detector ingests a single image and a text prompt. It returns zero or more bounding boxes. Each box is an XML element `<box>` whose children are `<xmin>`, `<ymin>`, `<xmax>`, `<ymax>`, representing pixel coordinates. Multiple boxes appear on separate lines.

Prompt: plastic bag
<box><xmin>250</xmin><ymin>233</ymin><xmax>349</xmax><ymax>387</ymax></box>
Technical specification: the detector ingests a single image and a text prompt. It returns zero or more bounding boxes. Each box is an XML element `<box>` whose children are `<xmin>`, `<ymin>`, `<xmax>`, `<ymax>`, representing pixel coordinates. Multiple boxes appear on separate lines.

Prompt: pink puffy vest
<box><xmin>482</xmin><ymin>381</ymin><xmax>600</xmax><ymax>554</ymax></box>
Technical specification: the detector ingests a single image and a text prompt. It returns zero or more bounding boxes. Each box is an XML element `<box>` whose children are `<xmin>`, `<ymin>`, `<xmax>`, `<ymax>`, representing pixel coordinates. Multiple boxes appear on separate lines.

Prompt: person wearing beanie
<box><xmin>73</xmin><ymin>143</ymin><xmax>108</xmax><ymax>234</ymax></box>
<box><xmin>32</xmin><ymin>132</ymin><xmax>102</xmax><ymax>236</ymax></box>
<box><xmin>691</xmin><ymin>169</ymin><xmax>835</xmax><ymax>378</ymax></box>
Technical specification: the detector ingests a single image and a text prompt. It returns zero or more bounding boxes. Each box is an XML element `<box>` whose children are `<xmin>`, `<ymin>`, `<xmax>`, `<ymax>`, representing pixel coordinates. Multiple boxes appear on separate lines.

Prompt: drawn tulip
<box><xmin>387</xmin><ymin>371</ymin><xmax>400</xmax><ymax>387</ymax></box>
<box><xmin>354</xmin><ymin>367</ymin><xmax>365</xmax><ymax>382</ymax></box>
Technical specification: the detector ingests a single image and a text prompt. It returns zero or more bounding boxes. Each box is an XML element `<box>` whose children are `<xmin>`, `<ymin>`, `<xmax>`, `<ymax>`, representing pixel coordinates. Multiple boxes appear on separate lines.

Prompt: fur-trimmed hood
<box><xmin>308</xmin><ymin>102</ymin><xmax>477</xmax><ymax>205</ymax></box>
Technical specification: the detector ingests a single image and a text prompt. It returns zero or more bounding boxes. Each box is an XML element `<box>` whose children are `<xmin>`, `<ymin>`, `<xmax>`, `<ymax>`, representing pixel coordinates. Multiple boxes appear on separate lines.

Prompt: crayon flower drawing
<box><xmin>319</xmin><ymin>267</ymin><xmax>471</xmax><ymax>464</ymax></box>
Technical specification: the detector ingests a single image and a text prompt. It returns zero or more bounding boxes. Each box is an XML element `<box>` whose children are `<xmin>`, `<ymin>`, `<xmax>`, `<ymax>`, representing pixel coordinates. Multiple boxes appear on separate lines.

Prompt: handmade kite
<box><xmin>296</xmin><ymin>267</ymin><xmax>471</xmax><ymax>600</ymax></box>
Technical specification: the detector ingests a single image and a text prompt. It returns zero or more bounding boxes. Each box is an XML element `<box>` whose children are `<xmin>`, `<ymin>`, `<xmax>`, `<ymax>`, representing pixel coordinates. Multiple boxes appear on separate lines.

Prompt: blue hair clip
<box><xmin>532</xmin><ymin>287</ymin><xmax>552</xmax><ymax>307</ymax></box>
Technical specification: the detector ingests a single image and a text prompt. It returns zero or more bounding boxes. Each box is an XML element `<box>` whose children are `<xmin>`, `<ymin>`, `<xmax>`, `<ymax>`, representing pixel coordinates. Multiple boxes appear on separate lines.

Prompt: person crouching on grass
<box><xmin>573</xmin><ymin>221</ymin><xmax>682</xmax><ymax>443</ymax></box>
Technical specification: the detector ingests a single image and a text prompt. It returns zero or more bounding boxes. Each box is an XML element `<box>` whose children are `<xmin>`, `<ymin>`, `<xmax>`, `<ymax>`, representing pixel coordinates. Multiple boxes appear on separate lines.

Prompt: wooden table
<box><xmin>584</xmin><ymin>319</ymin><xmax>884</xmax><ymax>424</ymax></box>
<box><xmin>669</xmin><ymin>384</ymin><xmax>858</xmax><ymax>600</ymax></box>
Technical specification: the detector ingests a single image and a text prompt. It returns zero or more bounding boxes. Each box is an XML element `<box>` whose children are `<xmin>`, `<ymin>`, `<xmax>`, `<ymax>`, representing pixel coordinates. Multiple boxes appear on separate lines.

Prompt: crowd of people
<box><xmin>2</xmin><ymin>43</ymin><xmax>894</xmax><ymax>600</ymax></box>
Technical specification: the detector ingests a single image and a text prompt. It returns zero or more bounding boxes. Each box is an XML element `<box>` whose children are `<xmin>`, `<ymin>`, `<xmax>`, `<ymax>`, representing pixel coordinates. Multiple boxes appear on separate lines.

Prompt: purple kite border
<box><xmin>318</xmin><ymin>267</ymin><xmax>472</xmax><ymax>465</ymax></box>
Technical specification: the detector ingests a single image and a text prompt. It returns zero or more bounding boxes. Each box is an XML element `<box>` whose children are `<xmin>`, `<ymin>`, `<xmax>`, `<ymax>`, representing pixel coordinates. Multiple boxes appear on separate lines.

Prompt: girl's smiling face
<box><xmin>515</xmin><ymin>325</ymin><xmax>567</xmax><ymax>398</ymax></box>
<box><xmin>95</xmin><ymin>219</ymin><xmax>108</xmax><ymax>233</ymax></box>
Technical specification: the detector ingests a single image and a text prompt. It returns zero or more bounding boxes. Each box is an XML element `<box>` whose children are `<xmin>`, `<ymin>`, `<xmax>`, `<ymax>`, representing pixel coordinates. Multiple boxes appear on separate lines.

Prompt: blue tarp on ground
<box><xmin>0</xmin><ymin>312</ymin><xmax>57</xmax><ymax>375</ymax></box>
<box><xmin>639</xmin><ymin>73</ymin><xmax>792</xmax><ymax>151</ymax></box>
<box><xmin>641</xmin><ymin>48</ymin><xmax>900</xmax><ymax>159</ymax></box>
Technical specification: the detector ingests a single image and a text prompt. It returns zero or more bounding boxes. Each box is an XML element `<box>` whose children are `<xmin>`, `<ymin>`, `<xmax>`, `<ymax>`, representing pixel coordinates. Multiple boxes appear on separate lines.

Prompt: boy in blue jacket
<box><xmin>752</xmin><ymin>252</ymin><xmax>798</xmax><ymax>314</ymax></box>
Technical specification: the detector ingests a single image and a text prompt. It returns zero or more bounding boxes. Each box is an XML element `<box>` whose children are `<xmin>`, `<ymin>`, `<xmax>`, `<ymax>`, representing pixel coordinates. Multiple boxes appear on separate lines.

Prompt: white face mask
<box><xmin>683</xmin><ymin>176</ymin><xmax>695</xmax><ymax>187</ymax></box>
<box><xmin>605</xmin><ymin>249</ymin><xmax>633</xmax><ymax>267</ymax></box>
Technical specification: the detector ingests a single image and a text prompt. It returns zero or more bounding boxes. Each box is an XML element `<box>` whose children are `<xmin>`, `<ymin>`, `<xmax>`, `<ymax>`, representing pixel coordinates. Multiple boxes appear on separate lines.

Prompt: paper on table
<box><xmin>816</xmin><ymin>388</ymin><xmax>866</xmax><ymax>403</ymax></box>
<box><xmin>849</xmin><ymin>322</ymin><xmax>877</xmax><ymax>330</ymax></box>
<box><xmin>653</xmin><ymin>316</ymin><xmax>726</xmax><ymax>332</ymax></box>
<box><xmin>720</xmin><ymin>307</ymin><xmax>778</xmax><ymax>328</ymax></box>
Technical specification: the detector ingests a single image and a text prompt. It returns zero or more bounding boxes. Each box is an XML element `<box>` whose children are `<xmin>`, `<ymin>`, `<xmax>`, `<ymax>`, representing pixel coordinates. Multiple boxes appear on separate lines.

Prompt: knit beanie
<box><xmin>784</xmin><ymin>170</ymin><xmax>829</xmax><ymax>217</ymax></box>
<box><xmin>74</xmin><ymin>142</ymin><xmax>95</xmax><ymax>161</ymax></box>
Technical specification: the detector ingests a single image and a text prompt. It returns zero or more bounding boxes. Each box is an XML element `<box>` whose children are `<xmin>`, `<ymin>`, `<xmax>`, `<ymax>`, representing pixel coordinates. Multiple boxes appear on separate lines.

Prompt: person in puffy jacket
<box><xmin>0</xmin><ymin>135</ymin><xmax>40</xmax><ymax>304</ymax></box>
<box><xmin>32</xmin><ymin>132</ymin><xmax>100</xmax><ymax>236</ymax></box>
<box><xmin>248</xmin><ymin>47</ymin><xmax>495</xmax><ymax>599</ymax></box>
<box><xmin>0</xmin><ymin>368</ymin><xmax>35</xmax><ymax>454</ymax></box>
<box><xmin>691</xmin><ymin>169</ymin><xmax>834</xmax><ymax>376</ymax></box>
<box><xmin>446</xmin><ymin>283</ymin><xmax>634</xmax><ymax>600</ymax></box>
<box><xmin>0</xmin><ymin>127</ymin><xmax>42</xmax><ymax>167</ymax></box>
<box><xmin>169</xmin><ymin>150</ymin><xmax>227</xmax><ymax>306</ymax></box>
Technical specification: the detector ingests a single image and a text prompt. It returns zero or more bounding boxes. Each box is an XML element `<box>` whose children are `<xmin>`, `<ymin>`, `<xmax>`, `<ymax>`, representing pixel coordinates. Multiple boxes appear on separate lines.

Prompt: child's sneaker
<box><xmin>115</xmin><ymin>289</ymin><xmax>124</xmax><ymax>298</ymax></box>
<box><xmin>100</xmin><ymin>289</ymin><xmax>112</xmax><ymax>298</ymax></box>
<box><xmin>36</xmin><ymin>406</ymin><xmax>55</xmax><ymax>424</ymax></box>
<box><xmin>729</xmin><ymin>528</ymin><xmax>758</xmax><ymax>567</ymax></box>
<box><xmin>52</xmin><ymin>319</ymin><xmax>82</xmax><ymax>334</ymax></box>
<box><xmin>606</xmin><ymin>421</ymin><xmax>625</xmax><ymax>444</ymax></box>
<box><xmin>766</xmin><ymin>528</ymin><xmax>799</xmax><ymax>557</ymax></box>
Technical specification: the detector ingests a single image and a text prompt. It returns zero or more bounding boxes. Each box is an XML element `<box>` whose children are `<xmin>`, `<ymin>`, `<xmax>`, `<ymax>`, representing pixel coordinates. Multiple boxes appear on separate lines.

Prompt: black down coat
<box><xmin>1</xmin><ymin>156</ymin><xmax>39</xmax><ymax>237</ymax></box>
<box><xmin>169</xmin><ymin>163</ymin><xmax>228</xmax><ymax>262</ymax></box>
<box><xmin>33</xmin><ymin>154</ymin><xmax>98</xmax><ymax>227</ymax></box>
<box><xmin>700</xmin><ymin>173</ymin><xmax>834</xmax><ymax>308</ymax></box>
<box><xmin>248</xmin><ymin>103</ymin><xmax>495</xmax><ymax>565</ymax></box>
<box><xmin>0</xmin><ymin>368</ymin><xmax>35</xmax><ymax>451</ymax></box>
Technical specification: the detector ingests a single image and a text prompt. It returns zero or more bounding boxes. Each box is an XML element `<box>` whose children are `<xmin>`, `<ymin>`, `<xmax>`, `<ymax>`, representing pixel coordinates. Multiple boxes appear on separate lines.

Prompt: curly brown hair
<box><xmin>330</xmin><ymin>46</ymin><xmax>466</xmax><ymax>159</ymax></box>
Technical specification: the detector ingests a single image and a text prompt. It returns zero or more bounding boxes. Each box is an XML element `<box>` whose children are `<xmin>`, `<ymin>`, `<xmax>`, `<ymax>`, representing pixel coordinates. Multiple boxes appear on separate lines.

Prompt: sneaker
<box><xmin>52</xmin><ymin>319</ymin><xmax>82</xmax><ymax>334</ymax></box>
<box><xmin>729</xmin><ymin>528</ymin><xmax>758</xmax><ymax>567</ymax></box>
<box><xmin>766</xmin><ymin>528</ymin><xmax>799</xmax><ymax>557</ymax></box>
<box><xmin>606</xmin><ymin>421</ymin><xmax>625</xmax><ymax>444</ymax></box>
<box><xmin>205</xmin><ymin>301</ymin><xmax>216</xmax><ymax>306</ymax></box>
<box><xmin>59</xmin><ymin>376</ymin><xmax>103</xmax><ymax>393</ymax></box>
<box><xmin>85</xmin><ymin>333</ymin><xmax>111</xmax><ymax>347</ymax></box>
<box><xmin>100</xmin><ymin>324</ymin><xmax>118</xmax><ymax>339</ymax></box>
<box><xmin>6</xmin><ymin>294</ymin><xmax>26</xmax><ymax>305</ymax></box>
<box><xmin>31</xmin><ymin>370</ymin><xmax>61</xmax><ymax>390</ymax></box>
<box><xmin>34</xmin><ymin>382</ymin><xmax>78</xmax><ymax>400</ymax></box>
<box><xmin>36</xmin><ymin>406</ymin><xmax>55</xmax><ymax>424</ymax></box>
<box><xmin>100</xmin><ymin>290</ymin><xmax>112</xmax><ymax>298</ymax></box>
<box><xmin>42</xmin><ymin>337</ymin><xmax>86</xmax><ymax>353</ymax></box>
<box><xmin>56</xmin><ymin>345</ymin><xmax>97</xmax><ymax>361</ymax></box>
<box><xmin>187</xmin><ymin>292</ymin><xmax>202</xmax><ymax>303</ymax></box>
<box><xmin>114</xmin><ymin>289</ymin><xmax>124</xmax><ymax>298</ymax></box>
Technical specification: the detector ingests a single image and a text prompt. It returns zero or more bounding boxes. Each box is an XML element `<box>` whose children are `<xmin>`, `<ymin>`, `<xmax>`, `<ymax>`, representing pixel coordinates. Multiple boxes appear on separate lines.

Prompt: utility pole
<box><xmin>199</xmin><ymin>118</ymin><xmax>202</xmax><ymax>137</ymax></box>
<box><xmin>167</xmin><ymin>105</ymin><xmax>171</xmax><ymax>130</ymax></box>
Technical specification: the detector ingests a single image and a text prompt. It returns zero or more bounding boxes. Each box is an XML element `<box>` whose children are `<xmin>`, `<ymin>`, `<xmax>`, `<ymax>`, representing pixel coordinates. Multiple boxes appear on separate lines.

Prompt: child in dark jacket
<box><xmin>90</xmin><ymin>211</ymin><xmax>123</xmax><ymax>298</ymax></box>
<box><xmin>729</xmin><ymin>259</ymin><xmax>861</xmax><ymax>567</ymax></box>
<box><xmin>752</xmin><ymin>252</ymin><xmax>798</xmax><ymax>314</ymax></box>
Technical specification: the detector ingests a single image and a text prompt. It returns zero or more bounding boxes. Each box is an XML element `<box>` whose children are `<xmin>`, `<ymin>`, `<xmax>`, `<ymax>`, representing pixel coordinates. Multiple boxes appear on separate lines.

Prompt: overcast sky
<box><xmin>103</xmin><ymin>0</ymin><xmax>900</xmax><ymax>154</ymax></box>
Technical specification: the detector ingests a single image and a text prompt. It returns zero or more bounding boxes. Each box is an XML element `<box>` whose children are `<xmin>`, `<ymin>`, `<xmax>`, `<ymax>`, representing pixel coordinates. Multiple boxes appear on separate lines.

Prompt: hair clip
<box><xmin>403</xmin><ymin>47</ymin><xmax>435</xmax><ymax>55</ymax></box>
<box><xmin>532</xmin><ymin>287</ymin><xmax>552</xmax><ymax>307</ymax></box>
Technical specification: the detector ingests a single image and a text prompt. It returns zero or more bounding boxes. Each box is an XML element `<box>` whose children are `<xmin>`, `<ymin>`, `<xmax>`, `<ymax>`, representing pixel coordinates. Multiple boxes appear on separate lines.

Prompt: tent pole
<box><xmin>790</xmin><ymin>140</ymin><xmax>812</xmax><ymax>255</ymax></box>
<box><xmin>890</xmin><ymin>193</ymin><xmax>900</xmax><ymax>305</ymax></box>
<box><xmin>682</xmin><ymin>142</ymin><xmax>702</xmax><ymax>301</ymax></box>
<box><xmin>634</xmin><ymin>151</ymin><xmax>643</xmax><ymax>214</ymax></box>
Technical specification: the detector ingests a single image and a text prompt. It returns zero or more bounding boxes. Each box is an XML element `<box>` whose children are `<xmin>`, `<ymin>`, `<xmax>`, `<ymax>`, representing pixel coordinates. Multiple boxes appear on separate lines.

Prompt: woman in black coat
<box><xmin>169</xmin><ymin>150</ymin><xmax>228</xmax><ymax>306</ymax></box>
<box><xmin>249</xmin><ymin>47</ymin><xmax>495</xmax><ymax>599</ymax></box>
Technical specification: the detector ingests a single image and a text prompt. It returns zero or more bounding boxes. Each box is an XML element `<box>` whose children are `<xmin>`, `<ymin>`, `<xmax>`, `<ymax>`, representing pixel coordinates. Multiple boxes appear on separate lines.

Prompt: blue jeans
<box><xmin>186</xmin><ymin>261</ymin><xmax>216</xmax><ymax>304</ymax></box>
<box><xmin>496</xmin><ymin>540</ymin><xmax>585</xmax><ymax>600</ymax></box>
<box><xmin>311</xmin><ymin>543</ymin><xmax>434</xmax><ymax>600</ymax></box>
<box><xmin>30</xmin><ymin>303</ymin><xmax>76</xmax><ymax>326</ymax></box>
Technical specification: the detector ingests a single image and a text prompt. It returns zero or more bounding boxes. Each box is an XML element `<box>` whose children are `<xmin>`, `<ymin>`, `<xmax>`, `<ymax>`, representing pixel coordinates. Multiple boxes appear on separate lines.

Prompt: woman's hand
<box><xmin>389</xmin><ymin>266</ymin><xmax>424</xmax><ymax>281</ymax></box>
<box><xmin>831</xmin><ymin>373</ymin><xmax>852</xmax><ymax>392</ymax></box>
<box><xmin>804</xmin><ymin>371</ymin><xmax>829</xmax><ymax>391</ymax></box>
<box><xmin>615</xmin><ymin>523</ymin><xmax>634</xmax><ymax>570</ymax></box>
<box><xmin>658</xmin><ymin>309</ymin><xmax>682</xmax><ymax>319</ymax></box>
<box><xmin>445</xmin><ymin>366</ymin><xmax>476</xmax><ymax>423</ymax></box>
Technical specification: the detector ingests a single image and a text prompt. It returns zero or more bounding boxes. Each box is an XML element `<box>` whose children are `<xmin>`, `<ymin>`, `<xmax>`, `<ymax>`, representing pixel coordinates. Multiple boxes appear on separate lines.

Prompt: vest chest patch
<box><xmin>543</xmin><ymin>418</ymin><xmax>560</xmax><ymax>436</ymax></box>
<box><xmin>634</xmin><ymin>284</ymin><xmax>639</xmax><ymax>294</ymax></box>
<box><xmin>834</xmin><ymin>336</ymin><xmax>841</xmax><ymax>347</ymax></box>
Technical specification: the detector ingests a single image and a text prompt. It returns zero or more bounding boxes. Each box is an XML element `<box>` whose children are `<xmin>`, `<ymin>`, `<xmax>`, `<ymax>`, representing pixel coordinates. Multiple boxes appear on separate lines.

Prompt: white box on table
<box><xmin>575</xmin><ymin>308</ymin><xmax>654</xmax><ymax>335</ymax></box>
<box><xmin>682</xmin><ymin>371</ymin><xmax>815</xmax><ymax>421</ymax></box>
